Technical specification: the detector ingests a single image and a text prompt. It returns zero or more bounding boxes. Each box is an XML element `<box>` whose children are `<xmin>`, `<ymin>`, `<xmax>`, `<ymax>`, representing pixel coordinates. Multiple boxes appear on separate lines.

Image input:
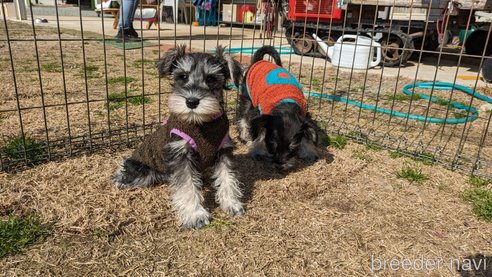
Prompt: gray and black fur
<box><xmin>238</xmin><ymin>45</ymin><xmax>322</xmax><ymax>170</ymax></box>
<box><xmin>112</xmin><ymin>45</ymin><xmax>244</xmax><ymax>229</ymax></box>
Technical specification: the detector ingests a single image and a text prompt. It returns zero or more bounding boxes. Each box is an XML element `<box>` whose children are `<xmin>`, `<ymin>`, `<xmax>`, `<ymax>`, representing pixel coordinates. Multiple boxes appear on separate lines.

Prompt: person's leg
<box><xmin>129</xmin><ymin>0</ymin><xmax>139</xmax><ymax>24</ymax></box>
<box><xmin>116</xmin><ymin>0</ymin><xmax>141</xmax><ymax>41</ymax></box>
<box><xmin>118</xmin><ymin>0</ymin><xmax>137</xmax><ymax>29</ymax></box>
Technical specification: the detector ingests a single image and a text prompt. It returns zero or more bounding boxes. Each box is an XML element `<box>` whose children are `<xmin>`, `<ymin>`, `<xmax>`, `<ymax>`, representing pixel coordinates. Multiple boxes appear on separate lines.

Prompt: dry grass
<box><xmin>1</xmin><ymin>20</ymin><xmax>492</xmax><ymax>276</ymax></box>
<box><xmin>1</xmin><ymin>20</ymin><xmax>492</xmax><ymax>177</ymax></box>
<box><xmin>1</xmin><ymin>133</ymin><xmax>492</xmax><ymax>276</ymax></box>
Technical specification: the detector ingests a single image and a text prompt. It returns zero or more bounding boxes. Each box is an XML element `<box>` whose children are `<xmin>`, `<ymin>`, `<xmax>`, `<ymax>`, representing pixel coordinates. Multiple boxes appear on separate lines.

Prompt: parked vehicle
<box><xmin>280</xmin><ymin>0</ymin><xmax>492</xmax><ymax>66</ymax></box>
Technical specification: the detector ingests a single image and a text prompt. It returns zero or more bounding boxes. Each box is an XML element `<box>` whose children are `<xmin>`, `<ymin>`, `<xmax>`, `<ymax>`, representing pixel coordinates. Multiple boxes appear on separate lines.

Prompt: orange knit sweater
<box><xmin>245</xmin><ymin>60</ymin><xmax>306</xmax><ymax>115</ymax></box>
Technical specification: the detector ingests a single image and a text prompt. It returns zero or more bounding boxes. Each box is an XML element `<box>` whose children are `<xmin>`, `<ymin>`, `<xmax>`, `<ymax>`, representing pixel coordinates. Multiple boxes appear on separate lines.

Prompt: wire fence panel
<box><xmin>0</xmin><ymin>0</ymin><xmax>491</xmax><ymax>178</ymax></box>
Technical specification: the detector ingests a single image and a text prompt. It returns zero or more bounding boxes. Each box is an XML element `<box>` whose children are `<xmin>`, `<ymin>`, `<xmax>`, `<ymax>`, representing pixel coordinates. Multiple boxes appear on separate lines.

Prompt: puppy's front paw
<box><xmin>112</xmin><ymin>170</ymin><xmax>132</xmax><ymax>189</ymax></box>
<box><xmin>180</xmin><ymin>208</ymin><xmax>212</xmax><ymax>229</ymax></box>
<box><xmin>221</xmin><ymin>202</ymin><xmax>245</xmax><ymax>216</ymax></box>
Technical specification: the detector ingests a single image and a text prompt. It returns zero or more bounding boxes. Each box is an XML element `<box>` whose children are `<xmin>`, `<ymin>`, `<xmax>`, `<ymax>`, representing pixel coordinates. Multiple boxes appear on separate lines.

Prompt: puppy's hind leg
<box><xmin>166</xmin><ymin>140</ymin><xmax>211</xmax><ymax>229</ymax></box>
<box><xmin>238</xmin><ymin>117</ymin><xmax>252</xmax><ymax>143</ymax></box>
<box><xmin>237</xmin><ymin>86</ymin><xmax>255</xmax><ymax>143</ymax></box>
<box><xmin>212</xmin><ymin>145</ymin><xmax>244</xmax><ymax>216</ymax></box>
<box><xmin>112</xmin><ymin>158</ymin><xmax>165</xmax><ymax>189</ymax></box>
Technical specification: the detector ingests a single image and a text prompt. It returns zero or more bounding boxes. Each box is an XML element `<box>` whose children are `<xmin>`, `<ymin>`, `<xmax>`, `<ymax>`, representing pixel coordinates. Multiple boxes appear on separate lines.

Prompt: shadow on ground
<box><xmin>202</xmin><ymin>147</ymin><xmax>334</xmax><ymax>210</ymax></box>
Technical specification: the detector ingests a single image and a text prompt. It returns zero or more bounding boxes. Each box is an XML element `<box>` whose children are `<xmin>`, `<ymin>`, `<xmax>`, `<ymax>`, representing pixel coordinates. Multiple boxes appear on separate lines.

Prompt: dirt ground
<box><xmin>1</xmin><ymin>20</ymin><xmax>492</xmax><ymax>276</ymax></box>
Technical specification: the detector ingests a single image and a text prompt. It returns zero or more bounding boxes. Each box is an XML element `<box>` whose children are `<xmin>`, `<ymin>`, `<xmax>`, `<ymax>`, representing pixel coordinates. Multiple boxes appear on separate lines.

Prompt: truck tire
<box><xmin>465</xmin><ymin>29</ymin><xmax>492</xmax><ymax>57</ymax></box>
<box><xmin>379</xmin><ymin>31</ymin><xmax>415</xmax><ymax>67</ymax></box>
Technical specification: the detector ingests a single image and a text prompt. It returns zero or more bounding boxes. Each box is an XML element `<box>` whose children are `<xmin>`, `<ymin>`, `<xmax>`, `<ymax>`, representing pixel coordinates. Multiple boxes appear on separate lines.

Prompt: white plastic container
<box><xmin>313</xmin><ymin>34</ymin><xmax>381</xmax><ymax>70</ymax></box>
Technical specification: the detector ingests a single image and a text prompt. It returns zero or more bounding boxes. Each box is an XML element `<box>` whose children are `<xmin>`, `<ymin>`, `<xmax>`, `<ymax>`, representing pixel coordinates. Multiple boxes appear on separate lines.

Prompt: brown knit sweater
<box><xmin>130</xmin><ymin>113</ymin><xmax>230</xmax><ymax>173</ymax></box>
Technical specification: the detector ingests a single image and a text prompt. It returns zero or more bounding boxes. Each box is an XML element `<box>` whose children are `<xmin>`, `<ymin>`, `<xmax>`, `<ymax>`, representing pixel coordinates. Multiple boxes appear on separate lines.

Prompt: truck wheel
<box><xmin>287</xmin><ymin>32</ymin><xmax>316</xmax><ymax>55</ymax></box>
<box><xmin>380</xmin><ymin>32</ymin><xmax>414</xmax><ymax>67</ymax></box>
<box><xmin>465</xmin><ymin>30</ymin><xmax>492</xmax><ymax>56</ymax></box>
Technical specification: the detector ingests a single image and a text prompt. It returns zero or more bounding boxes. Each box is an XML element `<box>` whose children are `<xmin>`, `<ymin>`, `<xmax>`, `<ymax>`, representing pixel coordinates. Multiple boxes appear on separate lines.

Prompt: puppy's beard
<box><xmin>168</xmin><ymin>94</ymin><xmax>222</xmax><ymax>124</ymax></box>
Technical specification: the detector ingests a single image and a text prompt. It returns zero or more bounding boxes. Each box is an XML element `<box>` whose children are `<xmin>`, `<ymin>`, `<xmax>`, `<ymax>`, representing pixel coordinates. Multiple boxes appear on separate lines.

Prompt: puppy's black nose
<box><xmin>186</xmin><ymin>97</ymin><xmax>200</xmax><ymax>109</ymax></box>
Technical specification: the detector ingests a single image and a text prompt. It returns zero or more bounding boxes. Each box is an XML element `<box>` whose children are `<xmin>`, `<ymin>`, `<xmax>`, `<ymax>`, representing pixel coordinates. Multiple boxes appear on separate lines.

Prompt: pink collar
<box><xmin>170</xmin><ymin>129</ymin><xmax>230</xmax><ymax>152</ymax></box>
<box><xmin>166</xmin><ymin>110</ymin><xmax>227</xmax><ymax>151</ymax></box>
<box><xmin>170</xmin><ymin>128</ymin><xmax>198</xmax><ymax>151</ymax></box>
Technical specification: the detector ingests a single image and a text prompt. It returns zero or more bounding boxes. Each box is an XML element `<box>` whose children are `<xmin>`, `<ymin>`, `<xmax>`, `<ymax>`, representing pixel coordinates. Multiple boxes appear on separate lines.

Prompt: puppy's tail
<box><xmin>251</xmin><ymin>45</ymin><xmax>282</xmax><ymax>67</ymax></box>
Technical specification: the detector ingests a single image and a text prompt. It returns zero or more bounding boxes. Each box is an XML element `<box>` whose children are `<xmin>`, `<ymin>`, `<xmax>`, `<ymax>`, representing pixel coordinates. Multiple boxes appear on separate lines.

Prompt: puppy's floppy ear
<box><xmin>301</xmin><ymin>117</ymin><xmax>319</xmax><ymax>144</ymax></box>
<box><xmin>215</xmin><ymin>45</ymin><xmax>243</xmax><ymax>87</ymax></box>
<box><xmin>156</xmin><ymin>44</ymin><xmax>187</xmax><ymax>78</ymax></box>
<box><xmin>251</xmin><ymin>114</ymin><xmax>272</xmax><ymax>141</ymax></box>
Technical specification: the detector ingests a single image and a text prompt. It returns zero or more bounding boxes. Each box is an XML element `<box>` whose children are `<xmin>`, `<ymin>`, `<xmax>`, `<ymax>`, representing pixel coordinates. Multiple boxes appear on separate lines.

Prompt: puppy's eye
<box><xmin>177</xmin><ymin>73</ymin><xmax>188</xmax><ymax>81</ymax></box>
<box><xmin>206</xmin><ymin>76</ymin><xmax>216</xmax><ymax>83</ymax></box>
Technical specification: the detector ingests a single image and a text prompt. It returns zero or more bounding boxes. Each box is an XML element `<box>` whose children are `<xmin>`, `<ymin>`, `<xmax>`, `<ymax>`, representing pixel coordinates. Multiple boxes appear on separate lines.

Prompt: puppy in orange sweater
<box><xmin>238</xmin><ymin>46</ymin><xmax>322</xmax><ymax>170</ymax></box>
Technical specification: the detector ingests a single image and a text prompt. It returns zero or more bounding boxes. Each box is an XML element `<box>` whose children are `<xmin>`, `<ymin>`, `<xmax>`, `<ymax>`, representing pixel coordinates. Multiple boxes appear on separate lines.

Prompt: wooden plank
<box><xmin>347</xmin><ymin>0</ymin><xmax>492</xmax><ymax>10</ymax></box>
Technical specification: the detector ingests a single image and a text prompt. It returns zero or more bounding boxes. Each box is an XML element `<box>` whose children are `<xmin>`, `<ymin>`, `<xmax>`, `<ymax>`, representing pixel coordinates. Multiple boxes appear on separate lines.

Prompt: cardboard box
<box><xmin>222</xmin><ymin>4</ymin><xmax>237</xmax><ymax>22</ymax></box>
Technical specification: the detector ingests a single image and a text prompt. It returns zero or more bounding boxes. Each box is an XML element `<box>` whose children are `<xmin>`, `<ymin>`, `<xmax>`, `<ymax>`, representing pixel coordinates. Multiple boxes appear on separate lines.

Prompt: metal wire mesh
<box><xmin>1</xmin><ymin>0</ymin><xmax>491</xmax><ymax>178</ymax></box>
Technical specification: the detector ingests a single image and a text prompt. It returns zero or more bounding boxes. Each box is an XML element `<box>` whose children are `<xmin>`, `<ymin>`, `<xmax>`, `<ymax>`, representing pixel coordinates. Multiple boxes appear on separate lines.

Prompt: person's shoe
<box><xmin>128</xmin><ymin>26</ymin><xmax>140</xmax><ymax>38</ymax></box>
<box><xmin>115</xmin><ymin>28</ymin><xmax>141</xmax><ymax>43</ymax></box>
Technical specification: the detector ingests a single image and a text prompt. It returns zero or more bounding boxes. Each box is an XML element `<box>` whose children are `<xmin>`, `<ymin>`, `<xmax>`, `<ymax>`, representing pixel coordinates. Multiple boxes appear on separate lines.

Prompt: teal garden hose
<box><xmin>229</xmin><ymin>81</ymin><xmax>492</xmax><ymax>125</ymax></box>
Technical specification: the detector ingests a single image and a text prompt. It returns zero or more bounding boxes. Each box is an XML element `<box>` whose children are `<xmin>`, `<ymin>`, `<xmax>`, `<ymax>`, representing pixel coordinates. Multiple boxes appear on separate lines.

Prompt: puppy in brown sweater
<box><xmin>112</xmin><ymin>45</ymin><xmax>243</xmax><ymax>229</ymax></box>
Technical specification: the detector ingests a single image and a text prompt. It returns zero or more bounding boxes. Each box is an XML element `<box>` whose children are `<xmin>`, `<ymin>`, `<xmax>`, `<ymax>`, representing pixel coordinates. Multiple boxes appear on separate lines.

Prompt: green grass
<box><xmin>452</xmin><ymin>100</ymin><xmax>469</xmax><ymax>106</ymax></box>
<box><xmin>434</xmin><ymin>99</ymin><xmax>450</xmax><ymax>106</ymax></box>
<box><xmin>434</xmin><ymin>98</ymin><xmax>469</xmax><ymax>107</ymax></box>
<box><xmin>462</xmin><ymin>187</ymin><xmax>492</xmax><ymax>221</ymax></box>
<box><xmin>397</xmin><ymin>165</ymin><xmax>428</xmax><ymax>184</ymax></box>
<box><xmin>413</xmin><ymin>152</ymin><xmax>436</xmax><ymax>166</ymax></box>
<box><xmin>0</xmin><ymin>215</ymin><xmax>50</xmax><ymax>258</ymax></box>
<box><xmin>41</xmin><ymin>62</ymin><xmax>61</xmax><ymax>73</ymax></box>
<box><xmin>206</xmin><ymin>216</ymin><xmax>235</xmax><ymax>230</ymax></box>
<box><xmin>83</xmin><ymin>65</ymin><xmax>99</xmax><ymax>72</ymax></box>
<box><xmin>132</xmin><ymin>58</ymin><xmax>155</xmax><ymax>68</ymax></box>
<box><xmin>469</xmin><ymin>176</ymin><xmax>490</xmax><ymax>188</ymax></box>
<box><xmin>453</xmin><ymin>111</ymin><xmax>468</xmax><ymax>119</ymax></box>
<box><xmin>390</xmin><ymin>150</ymin><xmax>435</xmax><ymax>165</ymax></box>
<box><xmin>365</xmin><ymin>143</ymin><xmax>383</xmax><ymax>151</ymax></box>
<box><xmin>328</xmin><ymin>135</ymin><xmax>347</xmax><ymax>149</ymax></box>
<box><xmin>386</xmin><ymin>93</ymin><xmax>421</xmax><ymax>102</ymax></box>
<box><xmin>107</xmin><ymin>91</ymin><xmax>127</xmax><ymax>102</ymax></box>
<box><xmin>107</xmin><ymin>91</ymin><xmax>150</xmax><ymax>110</ymax></box>
<box><xmin>79</xmin><ymin>65</ymin><xmax>101</xmax><ymax>79</ymax></box>
<box><xmin>390</xmin><ymin>150</ymin><xmax>406</xmax><ymax>158</ymax></box>
<box><xmin>309</xmin><ymin>78</ymin><xmax>322</xmax><ymax>91</ymax></box>
<box><xmin>108</xmin><ymin>102</ymin><xmax>124</xmax><ymax>110</ymax></box>
<box><xmin>128</xmin><ymin>95</ymin><xmax>150</xmax><ymax>105</ymax></box>
<box><xmin>108</xmin><ymin>76</ymin><xmax>136</xmax><ymax>85</ymax></box>
<box><xmin>1</xmin><ymin>136</ymin><xmax>46</xmax><ymax>164</ymax></box>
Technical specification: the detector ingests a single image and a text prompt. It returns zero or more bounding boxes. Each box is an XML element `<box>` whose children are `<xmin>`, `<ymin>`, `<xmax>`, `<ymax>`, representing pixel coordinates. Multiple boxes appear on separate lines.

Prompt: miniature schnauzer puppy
<box><xmin>237</xmin><ymin>45</ymin><xmax>321</xmax><ymax>170</ymax></box>
<box><xmin>112</xmin><ymin>45</ymin><xmax>244</xmax><ymax>229</ymax></box>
